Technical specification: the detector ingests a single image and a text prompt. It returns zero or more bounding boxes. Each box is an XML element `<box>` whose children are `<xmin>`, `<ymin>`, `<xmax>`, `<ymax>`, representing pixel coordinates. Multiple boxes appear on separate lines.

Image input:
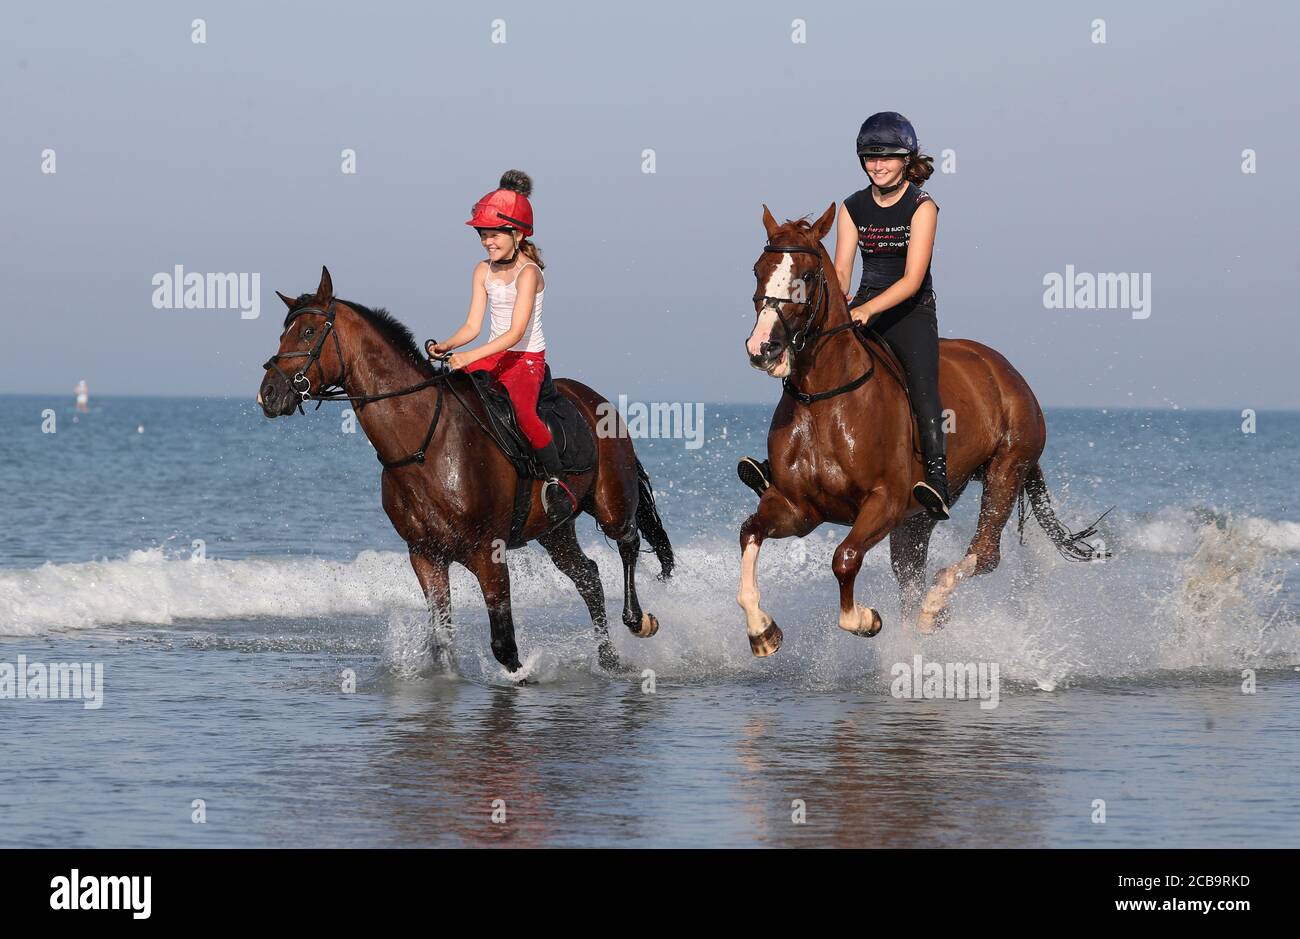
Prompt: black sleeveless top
<box><xmin>843</xmin><ymin>182</ymin><xmax>937</xmax><ymax>296</ymax></box>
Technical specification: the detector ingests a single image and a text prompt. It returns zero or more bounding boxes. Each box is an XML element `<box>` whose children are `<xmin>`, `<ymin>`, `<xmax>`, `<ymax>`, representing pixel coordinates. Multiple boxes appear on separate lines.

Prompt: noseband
<box><xmin>261</xmin><ymin>299</ymin><xmax>450</xmax><ymax>468</ymax></box>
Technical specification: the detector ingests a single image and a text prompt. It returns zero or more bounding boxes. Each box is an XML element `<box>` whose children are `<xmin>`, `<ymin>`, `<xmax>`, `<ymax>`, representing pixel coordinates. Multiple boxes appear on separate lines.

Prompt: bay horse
<box><xmin>257</xmin><ymin>267</ymin><xmax>673</xmax><ymax>675</ymax></box>
<box><xmin>738</xmin><ymin>205</ymin><xmax>1107</xmax><ymax>656</ymax></box>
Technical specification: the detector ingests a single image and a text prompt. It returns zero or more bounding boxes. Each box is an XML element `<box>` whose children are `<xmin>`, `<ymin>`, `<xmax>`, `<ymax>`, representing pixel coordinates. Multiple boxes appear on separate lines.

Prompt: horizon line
<box><xmin>0</xmin><ymin>391</ymin><xmax>1294</xmax><ymax>414</ymax></box>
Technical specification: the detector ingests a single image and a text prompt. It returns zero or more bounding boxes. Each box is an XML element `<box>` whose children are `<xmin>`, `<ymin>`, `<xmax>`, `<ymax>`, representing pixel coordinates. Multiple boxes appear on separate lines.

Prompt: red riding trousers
<box><xmin>464</xmin><ymin>350</ymin><xmax>552</xmax><ymax>449</ymax></box>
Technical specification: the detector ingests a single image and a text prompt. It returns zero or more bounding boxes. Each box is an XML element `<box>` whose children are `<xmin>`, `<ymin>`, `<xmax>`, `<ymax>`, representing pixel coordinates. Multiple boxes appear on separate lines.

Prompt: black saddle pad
<box><xmin>463</xmin><ymin>364</ymin><xmax>596</xmax><ymax>479</ymax></box>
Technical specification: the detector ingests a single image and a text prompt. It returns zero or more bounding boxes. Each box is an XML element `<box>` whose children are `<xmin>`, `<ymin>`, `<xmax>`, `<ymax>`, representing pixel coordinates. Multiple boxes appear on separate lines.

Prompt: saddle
<box><xmin>459</xmin><ymin>364</ymin><xmax>596</xmax><ymax>480</ymax></box>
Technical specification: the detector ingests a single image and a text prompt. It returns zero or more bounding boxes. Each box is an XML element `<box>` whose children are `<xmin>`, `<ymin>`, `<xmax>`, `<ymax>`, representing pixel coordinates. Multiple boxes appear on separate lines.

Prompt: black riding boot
<box><xmin>537</xmin><ymin>440</ymin><xmax>577</xmax><ymax>523</ymax></box>
<box><xmin>737</xmin><ymin>457</ymin><xmax>772</xmax><ymax>499</ymax></box>
<box><xmin>912</xmin><ymin>418</ymin><xmax>951</xmax><ymax>520</ymax></box>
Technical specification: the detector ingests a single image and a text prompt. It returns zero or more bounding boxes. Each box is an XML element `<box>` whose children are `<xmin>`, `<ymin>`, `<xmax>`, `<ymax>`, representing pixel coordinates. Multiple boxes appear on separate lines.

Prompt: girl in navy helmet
<box><xmin>738</xmin><ymin>111</ymin><xmax>951</xmax><ymax>520</ymax></box>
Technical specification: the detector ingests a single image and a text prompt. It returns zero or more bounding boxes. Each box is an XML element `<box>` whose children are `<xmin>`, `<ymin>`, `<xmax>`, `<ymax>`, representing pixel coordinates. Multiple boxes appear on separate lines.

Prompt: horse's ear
<box><xmin>313</xmin><ymin>266</ymin><xmax>334</xmax><ymax>303</ymax></box>
<box><xmin>812</xmin><ymin>202</ymin><xmax>837</xmax><ymax>241</ymax></box>
<box><xmin>276</xmin><ymin>290</ymin><xmax>296</xmax><ymax>310</ymax></box>
<box><xmin>761</xmin><ymin>204</ymin><xmax>780</xmax><ymax>240</ymax></box>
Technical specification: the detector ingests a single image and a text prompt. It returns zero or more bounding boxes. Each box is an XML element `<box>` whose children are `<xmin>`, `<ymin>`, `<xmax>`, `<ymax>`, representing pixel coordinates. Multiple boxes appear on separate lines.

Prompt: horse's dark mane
<box><xmin>286</xmin><ymin>294</ymin><xmax>434</xmax><ymax>377</ymax></box>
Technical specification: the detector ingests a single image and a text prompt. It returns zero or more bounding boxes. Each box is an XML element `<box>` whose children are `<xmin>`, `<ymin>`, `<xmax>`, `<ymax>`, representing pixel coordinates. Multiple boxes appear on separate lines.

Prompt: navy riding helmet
<box><xmin>855</xmin><ymin>111</ymin><xmax>918</xmax><ymax>166</ymax></box>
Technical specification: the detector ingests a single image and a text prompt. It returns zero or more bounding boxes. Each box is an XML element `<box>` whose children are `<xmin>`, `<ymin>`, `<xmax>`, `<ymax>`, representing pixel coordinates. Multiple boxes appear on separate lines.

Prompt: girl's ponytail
<box><xmin>906</xmin><ymin>150</ymin><xmax>935</xmax><ymax>185</ymax></box>
<box><xmin>518</xmin><ymin>238</ymin><xmax>545</xmax><ymax>270</ymax></box>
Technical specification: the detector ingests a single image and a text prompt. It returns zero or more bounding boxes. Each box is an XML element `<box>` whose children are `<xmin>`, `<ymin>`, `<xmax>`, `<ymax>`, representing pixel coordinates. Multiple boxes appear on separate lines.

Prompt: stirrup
<box><xmin>912</xmin><ymin>479</ymin><xmax>951</xmax><ymax>521</ymax></box>
<box><xmin>737</xmin><ymin>457</ymin><xmax>771</xmax><ymax>498</ymax></box>
<box><xmin>542</xmin><ymin>477</ymin><xmax>577</xmax><ymax>522</ymax></box>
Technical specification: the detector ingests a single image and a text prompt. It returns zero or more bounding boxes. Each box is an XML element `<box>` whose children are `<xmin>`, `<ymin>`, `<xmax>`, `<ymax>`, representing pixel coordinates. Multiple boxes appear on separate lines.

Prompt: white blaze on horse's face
<box><xmin>747</xmin><ymin>253</ymin><xmax>796</xmax><ymax>376</ymax></box>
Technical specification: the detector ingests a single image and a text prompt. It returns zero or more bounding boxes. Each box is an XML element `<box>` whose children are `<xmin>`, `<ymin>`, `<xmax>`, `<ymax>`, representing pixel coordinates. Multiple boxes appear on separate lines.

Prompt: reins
<box><xmin>263</xmin><ymin>300</ymin><xmax>454</xmax><ymax>468</ymax></box>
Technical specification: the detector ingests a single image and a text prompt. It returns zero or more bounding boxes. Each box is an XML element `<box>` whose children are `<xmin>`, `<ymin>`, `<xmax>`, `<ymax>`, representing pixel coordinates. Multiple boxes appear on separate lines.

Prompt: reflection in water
<box><xmin>366</xmin><ymin>675</ymin><xmax>681</xmax><ymax>847</ymax></box>
<box><xmin>733</xmin><ymin>696</ymin><xmax>1052</xmax><ymax>847</ymax></box>
<box><xmin>357</xmin><ymin>670</ymin><xmax>1064</xmax><ymax>847</ymax></box>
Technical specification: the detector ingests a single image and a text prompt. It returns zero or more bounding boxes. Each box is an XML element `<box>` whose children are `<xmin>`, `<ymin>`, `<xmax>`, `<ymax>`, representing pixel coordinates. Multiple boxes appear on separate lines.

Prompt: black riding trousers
<box><xmin>852</xmin><ymin>287</ymin><xmax>945</xmax><ymax>462</ymax></box>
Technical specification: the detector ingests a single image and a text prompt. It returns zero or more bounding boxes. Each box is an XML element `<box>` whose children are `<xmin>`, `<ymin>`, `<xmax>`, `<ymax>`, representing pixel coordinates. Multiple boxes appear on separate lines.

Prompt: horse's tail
<box><xmin>635</xmin><ymin>458</ymin><xmax>674</xmax><ymax>581</ymax></box>
<box><xmin>1020</xmin><ymin>464</ymin><xmax>1113</xmax><ymax>562</ymax></box>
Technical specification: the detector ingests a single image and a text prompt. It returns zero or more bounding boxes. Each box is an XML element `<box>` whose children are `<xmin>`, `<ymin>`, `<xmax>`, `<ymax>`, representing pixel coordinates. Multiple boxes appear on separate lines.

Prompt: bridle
<box><xmin>262</xmin><ymin>299</ymin><xmax>451</xmax><ymax>469</ymax></box>
<box><xmin>752</xmin><ymin>244</ymin><xmax>832</xmax><ymax>353</ymax></box>
<box><xmin>752</xmin><ymin>243</ymin><xmax>875</xmax><ymax>405</ymax></box>
<box><xmin>262</xmin><ymin>300</ymin><xmax>347</xmax><ymax>407</ymax></box>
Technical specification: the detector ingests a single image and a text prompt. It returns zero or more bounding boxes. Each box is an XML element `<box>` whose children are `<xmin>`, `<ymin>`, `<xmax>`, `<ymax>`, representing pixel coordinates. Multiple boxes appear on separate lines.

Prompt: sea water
<box><xmin>1</xmin><ymin>396</ymin><xmax>1296</xmax><ymax>846</ymax></box>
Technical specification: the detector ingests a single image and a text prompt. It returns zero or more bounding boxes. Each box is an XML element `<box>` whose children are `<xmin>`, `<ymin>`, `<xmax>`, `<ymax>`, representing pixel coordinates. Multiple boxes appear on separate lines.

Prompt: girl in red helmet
<box><xmin>426</xmin><ymin>169</ymin><xmax>577</xmax><ymax>523</ymax></box>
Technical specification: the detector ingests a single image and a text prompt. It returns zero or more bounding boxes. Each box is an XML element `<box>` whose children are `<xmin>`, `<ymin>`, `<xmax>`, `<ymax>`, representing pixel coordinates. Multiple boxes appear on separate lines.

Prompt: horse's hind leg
<box><xmin>614</xmin><ymin>527</ymin><xmax>658</xmax><ymax>639</ymax></box>
<box><xmin>587</xmin><ymin>453</ymin><xmax>658</xmax><ymax>640</ymax></box>
<box><xmin>464</xmin><ymin>546</ymin><xmax>524</xmax><ymax>674</ymax></box>
<box><xmin>537</xmin><ymin>521</ymin><xmax>621</xmax><ymax>669</ymax></box>
<box><xmin>408</xmin><ymin>549</ymin><xmax>453</xmax><ymax>667</ymax></box>
<box><xmin>917</xmin><ymin>454</ymin><xmax>1033</xmax><ymax>633</ymax></box>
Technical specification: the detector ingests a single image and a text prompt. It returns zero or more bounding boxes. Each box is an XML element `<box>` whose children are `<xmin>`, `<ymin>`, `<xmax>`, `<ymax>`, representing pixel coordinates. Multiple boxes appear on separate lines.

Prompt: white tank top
<box><xmin>483</xmin><ymin>260</ymin><xmax>545</xmax><ymax>353</ymax></box>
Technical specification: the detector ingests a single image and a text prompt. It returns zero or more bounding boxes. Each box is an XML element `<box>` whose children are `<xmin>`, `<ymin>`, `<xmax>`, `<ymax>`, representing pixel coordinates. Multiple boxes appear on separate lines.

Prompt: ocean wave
<box><xmin>1</xmin><ymin>515</ymin><xmax>1295</xmax><ymax>688</ymax></box>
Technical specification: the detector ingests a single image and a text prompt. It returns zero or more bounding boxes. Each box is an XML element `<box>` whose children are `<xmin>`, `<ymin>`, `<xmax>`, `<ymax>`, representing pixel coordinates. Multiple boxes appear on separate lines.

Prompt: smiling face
<box><xmin>478</xmin><ymin>227</ymin><xmax>519</xmax><ymax>263</ymax></box>
<box><xmin>863</xmin><ymin>155</ymin><xmax>906</xmax><ymax>189</ymax></box>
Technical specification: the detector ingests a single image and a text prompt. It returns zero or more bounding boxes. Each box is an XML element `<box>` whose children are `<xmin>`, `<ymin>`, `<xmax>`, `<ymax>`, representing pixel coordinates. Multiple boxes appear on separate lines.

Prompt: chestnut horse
<box><xmin>738</xmin><ymin>206</ymin><xmax>1107</xmax><ymax>656</ymax></box>
<box><xmin>258</xmin><ymin>267</ymin><xmax>673</xmax><ymax>675</ymax></box>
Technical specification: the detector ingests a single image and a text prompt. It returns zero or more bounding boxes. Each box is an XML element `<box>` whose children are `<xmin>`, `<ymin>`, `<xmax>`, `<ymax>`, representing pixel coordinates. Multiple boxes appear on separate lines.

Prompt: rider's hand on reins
<box><xmin>426</xmin><ymin>339</ymin><xmax>453</xmax><ymax>365</ymax></box>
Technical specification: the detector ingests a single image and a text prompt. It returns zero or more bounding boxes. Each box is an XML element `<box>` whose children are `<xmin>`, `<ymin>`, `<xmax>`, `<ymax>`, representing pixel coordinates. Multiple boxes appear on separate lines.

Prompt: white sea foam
<box><xmin>1</xmin><ymin>513</ymin><xmax>1295</xmax><ymax>689</ymax></box>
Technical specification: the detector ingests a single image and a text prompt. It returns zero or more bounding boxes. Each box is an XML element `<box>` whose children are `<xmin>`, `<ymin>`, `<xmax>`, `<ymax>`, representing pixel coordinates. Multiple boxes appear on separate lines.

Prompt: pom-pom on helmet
<box><xmin>466</xmin><ymin>170</ymin><xmax>534</xmax><ymax>237</ymax></box>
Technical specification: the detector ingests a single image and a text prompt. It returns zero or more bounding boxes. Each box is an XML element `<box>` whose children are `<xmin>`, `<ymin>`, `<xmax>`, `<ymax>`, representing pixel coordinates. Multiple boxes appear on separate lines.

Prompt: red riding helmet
<box><xmin>466</xmin><ymin>170</ymin><xmax>534</xmax><ymax>237</ymax></box>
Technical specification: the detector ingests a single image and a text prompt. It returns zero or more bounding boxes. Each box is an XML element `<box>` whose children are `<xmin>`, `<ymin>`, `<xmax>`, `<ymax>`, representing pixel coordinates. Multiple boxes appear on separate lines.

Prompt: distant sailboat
<box><xmin>74</xmin><ymin>379</ymin><xmax>89</xmax><ymax>413</ymax></box>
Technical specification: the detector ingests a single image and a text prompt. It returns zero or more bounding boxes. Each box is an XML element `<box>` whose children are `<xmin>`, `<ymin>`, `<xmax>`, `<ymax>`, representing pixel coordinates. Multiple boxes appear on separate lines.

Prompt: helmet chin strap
<box><xmin>492</xmin><ymin>232</ymin><xmax>522</xmax><ymax>266</ymax></box>
<box><xmin>874</xmin><ymin>180</ymin><xmax>904</xmax><ymax>195</ymax></box>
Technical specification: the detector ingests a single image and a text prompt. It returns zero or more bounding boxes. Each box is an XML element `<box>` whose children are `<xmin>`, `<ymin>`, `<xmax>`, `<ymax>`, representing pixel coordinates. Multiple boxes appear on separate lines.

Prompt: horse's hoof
<box><xmin>749</xmin><ymin>620</ymin><xmax>783</xmax><ymax>657</ymax></box>
<box><xmin>850</xmin><ymin>607</ymin><xmax>883</xmax><ymax>638</ymax></box>
<box><xmin>632</xmin><ymin>612</ymin><xmax>659</xmax><ymax>639</ymax></box>
<box><xmin>596</xmin><ymin>640</ymin><xmax>623</xmax><ymax>672</ymax></box>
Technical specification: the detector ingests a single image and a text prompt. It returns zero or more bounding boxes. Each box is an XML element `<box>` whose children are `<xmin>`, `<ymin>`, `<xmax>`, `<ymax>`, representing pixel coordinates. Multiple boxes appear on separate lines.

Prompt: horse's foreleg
<box><xmin>832</xmin><ymin>492</ymin><xmax>897</xmax><ymax>638</ymax></box>
<box><xmin>409</xmin><ymin>549</ymin><xmax>453</xmax><ymax>665</ymax></box>
<box><xmin>738</xmin><ymin>489</ymin><xmax>807</xmax><ymax>657</ymax></box>
<box><xmin>917</xmin><ymin>455</ymin><xmax>1030</xmax><ymax>633</ymax></box>
<box><xmin>465</xmin><ymin>546</ymin><xmax>523</xmax><ymax>673</ymax></box>
<box><xmin>890</xmin><ymin>511</ymin><xmax>938</xmax><ymax>626</ymax></box>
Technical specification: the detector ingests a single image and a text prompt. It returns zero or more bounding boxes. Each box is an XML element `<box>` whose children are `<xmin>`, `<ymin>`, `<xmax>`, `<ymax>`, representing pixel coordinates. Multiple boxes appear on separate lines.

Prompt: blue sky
<box><xmin>2</xmin><ymin>0</ymin><xmax>1295</xmax><ymax>407</ymax></box>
